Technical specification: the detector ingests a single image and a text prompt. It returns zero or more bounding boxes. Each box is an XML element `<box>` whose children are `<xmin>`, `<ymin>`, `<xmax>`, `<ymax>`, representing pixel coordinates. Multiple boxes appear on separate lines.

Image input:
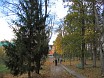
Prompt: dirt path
<box><xmin>49</xmin><ymin>64</ymin><xmax>74</xmax><ymax>78</ymax></box>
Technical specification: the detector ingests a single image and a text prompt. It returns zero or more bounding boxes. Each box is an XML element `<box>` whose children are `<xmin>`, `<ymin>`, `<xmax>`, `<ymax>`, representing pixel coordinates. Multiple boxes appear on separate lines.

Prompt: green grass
<box><xmin>0</xmin><ymin>64</ymin><xmax>10</xmax><ymax>73</ymax></box>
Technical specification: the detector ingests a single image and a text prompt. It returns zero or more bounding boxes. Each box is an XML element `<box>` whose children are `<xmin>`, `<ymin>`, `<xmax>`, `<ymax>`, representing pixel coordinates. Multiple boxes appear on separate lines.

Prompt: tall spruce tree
<box><xmin>2</xmin><ymin>0</ymin><xmax>49</xmax><ymax>78</ymax></box>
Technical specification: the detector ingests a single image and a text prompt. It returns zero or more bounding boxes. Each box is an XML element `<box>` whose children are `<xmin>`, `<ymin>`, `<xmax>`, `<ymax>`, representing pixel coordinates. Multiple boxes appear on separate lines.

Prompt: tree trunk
<box><xmin>84</xmin><ymin>55</ymin><xmax>86</xmax><ymax>65</ymax></box>
<box><xmin>92</xmin><ymin>48</ymin><xmax>96</xmax><ymax>67</ymax></box>
<box><xmin>36</xmin><ymin>59</ymin><xmax>41</xmax><ymax>74</ymax></box>
<box><xmin>69</xmin><ymin>54</ymin><xmax>72</xmax><ymax>66</ymax></box>
<box><xmin>92</xmin><ymin>41</ymin><xmax>97</xmax><ymax>67</ymax></box>
<box><xmin>101</xmin><ymin>0</ymin><xmax>104</xmax><ymax>76</ymax></box>
<box><xmin>28</xmin><ymin>62</ymin><xmax>31</xmax><ymax>78</ymax></box>
<box><xmin>28</xmin><ymin>71</ymin><xmax>31</xmax><ymax>78</ymax></box>
<box><xmin>80</xmin><ymin>1</ymin><xmax>85</xmax><ymax>69</ymax></box>
<box><xmin>100</xmin><ymin>42</ymin><xmax>104</xmax><ymax>77</ymax></box>
<box><xmin>92</xmin><ymin>0</ymin><xmax>97</xmax><ymax>68</ymax></box>
<box><xmin>81</xmin><ymin>46</ymin><xmax>85</xmax><ymax>69</ymax></box>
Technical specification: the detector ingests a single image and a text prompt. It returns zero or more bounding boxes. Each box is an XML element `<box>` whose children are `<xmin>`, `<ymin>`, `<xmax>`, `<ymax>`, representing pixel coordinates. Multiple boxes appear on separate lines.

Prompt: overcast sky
<box><xmin>0</xmin><ymin>17</ymin><xmax>14</xmax><ymax>41</ymax></box>
<box><xmin>0</xmin><ymin>0</ymin><xmax>68</xmax><ymax>45</ymax></box>
<box><xmin>48</xmin><ymin>0</ymin><xmax>68</xmax><ymax>45</ymax></box>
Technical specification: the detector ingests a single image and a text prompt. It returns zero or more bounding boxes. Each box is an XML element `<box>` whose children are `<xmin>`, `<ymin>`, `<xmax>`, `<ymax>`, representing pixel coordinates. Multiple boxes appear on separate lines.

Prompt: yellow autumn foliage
<box><xmin>54</xmin><ymin>33</ymin><xmax>63</xmax><ymax>55</ymax></box>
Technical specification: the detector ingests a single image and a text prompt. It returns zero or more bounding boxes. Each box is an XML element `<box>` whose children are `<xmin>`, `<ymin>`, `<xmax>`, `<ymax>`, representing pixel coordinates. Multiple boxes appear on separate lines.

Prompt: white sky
<box><xmin>48</xmin><ymin>0</ymin><xmax>68</xmax><ymax>45</ymax></box>
<box><xmin>0</xmin><ymin>18</ymin><xmax>14</xmax><ymax>41</ymax></box>
<box><xmin>0</xmin><ymin>0</ymin><xmax>68</xmax><ymax>45</ymax></box>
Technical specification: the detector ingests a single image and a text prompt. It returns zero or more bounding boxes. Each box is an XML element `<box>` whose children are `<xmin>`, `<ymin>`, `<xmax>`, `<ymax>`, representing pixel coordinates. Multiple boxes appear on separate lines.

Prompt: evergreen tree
<box><xmin>2</xmin><ymin>0</ymin><xmax>49</xmax><ymax>78</ymax></box>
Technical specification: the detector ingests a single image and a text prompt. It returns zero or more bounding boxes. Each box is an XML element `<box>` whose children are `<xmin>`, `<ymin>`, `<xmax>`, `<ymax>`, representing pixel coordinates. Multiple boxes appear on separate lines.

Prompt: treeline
<box><xmin>54</xmin><ymin>0</ymin><xmax>104</xmax><ymax>76</ymax></box>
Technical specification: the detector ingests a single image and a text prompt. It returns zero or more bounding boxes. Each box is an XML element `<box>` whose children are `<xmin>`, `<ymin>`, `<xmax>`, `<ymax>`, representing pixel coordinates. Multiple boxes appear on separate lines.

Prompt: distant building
<box><xmin>0</xmin><ymin>42</ymin><xmax>8</xmax><ymax>47</ymax></box>
<box><xmin>0</xmin><ymin>41</ymin><xmax>13</xmax><ymax>47</ymax></box>
<box><xmin>48</xmin><ymin>45</ymin><xmax>55</xmax><ymax>55</ymax></box>
<box><xmin>49</xmin><ymin>45</ymin><xmax>52</xmax><ymax>50</ymax></box>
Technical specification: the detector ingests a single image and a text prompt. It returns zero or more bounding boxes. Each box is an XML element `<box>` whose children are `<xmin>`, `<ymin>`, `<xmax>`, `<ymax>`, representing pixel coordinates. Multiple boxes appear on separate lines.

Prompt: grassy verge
<box><xmin>0</xmin><ymin>64</ymin><xmax>9</xmax><ymax>73</ymax></box>
<box><xmin>62</xmin><ymin>60</ymin><xmax>102</xmax><ymax>78</ymax></box>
